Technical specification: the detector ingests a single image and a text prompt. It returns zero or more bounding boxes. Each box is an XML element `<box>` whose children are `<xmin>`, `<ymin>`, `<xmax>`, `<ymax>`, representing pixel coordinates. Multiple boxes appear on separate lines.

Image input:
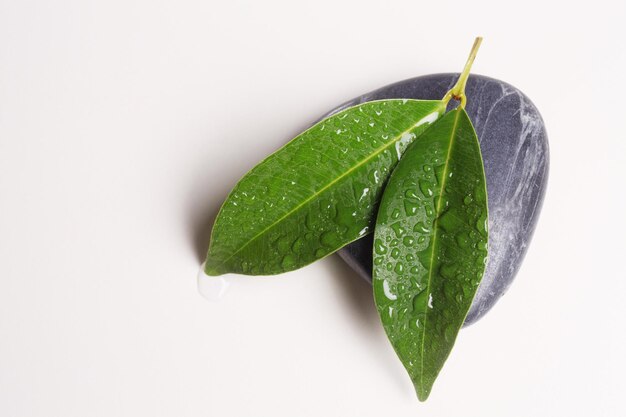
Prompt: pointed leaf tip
<box><xmin>373</xmin><ymin>108</ymin><xmax>488</xmax><ymax>401</ymax></box>
<box><xmin>205</xmin><ymin>99</ymin><xmax>444</xmax><ymax>275</ymax></box>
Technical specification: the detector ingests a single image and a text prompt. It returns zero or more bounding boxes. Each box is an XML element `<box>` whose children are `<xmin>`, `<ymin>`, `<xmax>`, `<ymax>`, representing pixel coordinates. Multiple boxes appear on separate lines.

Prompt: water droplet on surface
<box><xmin>403</xmin><ymin>236</ymin><xmax>415</xmax><ymax>246</ymax></box>
<box><xmin>197</xmin><ymin>263</ymin><xmax>230</xmax><ymax>302</ymax></box>
<box><xmin>405</xmin><ymin>189</ymin><xmax>419</xmax><ymax>199</ymax></box>
<box><xmin>438</xmin><ymin>208</ymin><xmax>462</xmax><ymax>233</ymax></box>
<box><xmin>391</xmin><ymin>222</ymin><xmax>406</xmax><ymax>238</ymax></box>
<box><xmin>391</xmin><ymin>248</ymin><xmax>400</xmax><ymax>259</ymax></box>
<box><xmin>404</xmin><ymin>200</ymin><xmax>419</xmax><ymax>216</ymax></box>
<box><xmin>412</xmin><ymin>289</ymin><xmax>428</xmax><ymax>311</ymax></box>
<box><xmin>291</xmin><ymin>237</ymin><xmax>305</xmax><ymax>253</ymax></box>
<box><xmin>476</xmin><ymin>212</ymin><xmax>488</xmax><ymax>234</ymax></box>
<box><xmin>281</xmin><ymin>254</ymin><xmax>296</xmax><ymax>270</ymax></box>
<box><xmin>463</xmin><ymin>194</ymin><xmax>473</xmax><ymax>205</ymax></box>
<box><xmin>455</xmin><ymin>232</ymin><xmax>470</xmax><ymax>248</ymax></box>
<box><xmin>358</xmin><ymin>187</ymin><xmax>370</xmax><ymax>202</ymax></box>
<box><xmin>433</xmin><ymin>164</ymin><xmax>445</xmax><ymax>184</ymax></box>
<box><xmin>383</xmin><ymin>280</ymin><xmax>397</xmax><ymax>300</ymax></box>
<box><xmin>374</xmin><ymin>239</ymin><xmax>387</xmax><ymax>255</ymax></box>
<box><xmin>394</xmin><ymin>262</ymin><xmax>404</xmax><ymax>274</ymax></box>
<box><xmin>395</xmin><ymin>132</ymin><xmax>416</xmax><ymax>159</ymax></box>
<box><xmin>391</xmin><ymin>209</ymin><xmax>401</xmax><ymax>219</ymax></box>
<box><xmin>276</xmin><ymin>235</ymin><xmax>292</xmax><ymax>253</ymax></box>
<box><xmin>440</xmin><ymin>263</ymin><xmax>457</xmax><ymax>279</ymax></box>
<box><xmin>413</xmin><ymin>222</ymin><xmax>430</xmax><ymax>234</ymax></box>
<box><xmin>418</xmin><ymin>180</ymin><xmax>433</xmax><ymax>197</ymax></box>
<box><xmin>320</xmin><ymin>231</ymin><xmax>339</xmax><ymax>247</ymax></box>
<box><xmin>305</xmin><ymin>213</ymin><xmax>316</xmax><ymax>230</ymax></box>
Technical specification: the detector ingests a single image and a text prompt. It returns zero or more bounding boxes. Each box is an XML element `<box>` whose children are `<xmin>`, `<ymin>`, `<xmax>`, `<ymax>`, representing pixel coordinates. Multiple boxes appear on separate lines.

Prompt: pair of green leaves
<box><xmin>205</xmin><ymin>39</ymin><xmax>488</xmax><ymax>401</ymax></box>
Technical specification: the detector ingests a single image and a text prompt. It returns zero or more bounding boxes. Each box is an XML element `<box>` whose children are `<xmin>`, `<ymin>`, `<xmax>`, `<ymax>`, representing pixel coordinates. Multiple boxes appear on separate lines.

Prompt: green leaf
<box><xmin>372</xmin><ymin>108</ymin><xmax>488</xmax><ymax>401</ymax></box>
<box><xmin>205</xmin><ymin>99</ymin><xmax>445</xmax><ymax>276</ymax></box>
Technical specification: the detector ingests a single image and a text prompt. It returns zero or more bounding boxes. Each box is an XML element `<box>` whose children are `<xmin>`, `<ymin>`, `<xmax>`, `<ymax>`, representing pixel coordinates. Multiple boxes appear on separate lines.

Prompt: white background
<box><xmin>1</xmin><ymin>0</ymin><xmax>625</xmax><ymax>416</ymax></box>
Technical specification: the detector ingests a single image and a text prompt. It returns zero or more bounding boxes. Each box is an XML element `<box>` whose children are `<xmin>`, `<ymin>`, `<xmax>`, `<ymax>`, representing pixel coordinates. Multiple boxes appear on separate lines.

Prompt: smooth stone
<box><xmin>319</xmin><ymin>74</ymin><xmax>549</xmax><ymax>326</ymax></box>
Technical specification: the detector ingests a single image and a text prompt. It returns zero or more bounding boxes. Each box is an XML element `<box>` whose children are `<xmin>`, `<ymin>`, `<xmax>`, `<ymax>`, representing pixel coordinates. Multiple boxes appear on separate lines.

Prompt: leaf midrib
<box><xmin>210</xmin><ymin>106</ymin><xmax>442</xmax><ymax>272</ymax></box>
<box><xmin>418</xmin><ymin>109</ymin><xmax>461</xmax><ymax>396</ymax></box>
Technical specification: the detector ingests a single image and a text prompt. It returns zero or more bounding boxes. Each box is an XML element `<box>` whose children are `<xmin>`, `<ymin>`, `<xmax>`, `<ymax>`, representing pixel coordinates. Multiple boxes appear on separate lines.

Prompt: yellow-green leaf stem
<box><xmin>373</xmin><ymin>38</ymin><xmax>488</xmax><ymax>401</ymax></box>
<box><xmin>442</xmin><ymin>37</ymin><xmax>483</xmax><ymax>109</ymax></box>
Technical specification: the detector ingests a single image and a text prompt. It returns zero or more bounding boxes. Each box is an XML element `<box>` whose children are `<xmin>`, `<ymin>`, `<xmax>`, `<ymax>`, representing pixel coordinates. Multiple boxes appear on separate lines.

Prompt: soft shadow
<box><xmin>189</xmin><ymin>197</ymin><xmax>223</xmax><ymax>263</ymax></box>
<box><xmin>186</xmin><ymin>115</ymin><xmax>325</xmax><ymax>264</ymax></box>
<box><xmin>325</xmin><ymin>255</ymin><xmax>381</xmax><ymax>335</ymax></box>
<box><xmin>326</xmin><ymin>254</ymin><xmax>414</xmax><ymax>394</ymax></box>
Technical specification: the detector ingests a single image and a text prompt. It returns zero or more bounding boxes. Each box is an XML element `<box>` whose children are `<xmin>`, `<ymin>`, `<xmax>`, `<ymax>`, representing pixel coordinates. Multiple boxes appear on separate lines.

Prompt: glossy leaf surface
<box><xmin>372</xmin><ymin>108</ymin><xmax>488</xmax><ymax>401</ymax></box>
<box><xmin>205</xmin><ymin>99</ymin><xmax>444</xmax><ymax>275</ymax></box>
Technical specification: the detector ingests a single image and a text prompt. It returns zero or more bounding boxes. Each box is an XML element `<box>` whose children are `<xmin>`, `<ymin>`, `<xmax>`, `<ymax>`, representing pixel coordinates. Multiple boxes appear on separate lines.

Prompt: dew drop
<box><xmin>404</xmin><ymin>200</ymin><xmax>419</xmax><ymax>216</ymax></box>
<box><xmin>281</xmin><ymin>254</ymin><xmax>296</xmax><ymax>270</ymax></box>
<box><xmin>438</xmin><ymin>208</ymin><xmax>462</xmax><ymax>233</ymax></box>
<box><xmin>413</xmin><ymin>222</ymin><xmax>430</xmax><ymax>234</ymax></box>
<box><xmin>276</xmin><ymin>235</ymin><xmax>292</xmax><ymax>253</ymax></box>
<box><xmin>291</xmin><ymin>237</ymin><xmax>305</xmax><ymax>253</ymax></box>
<box><xmin>405</xmin><ymin>189</ymin><xmax>419</xmax><ymax>199</ymax></box>
<box><xmin>320</xmin><ymin>230</ymin><xmax>339</xmax><ymax>247</ymax></box>
<box><xmin>455</xmin><ymin>232</ymin><xmax>470</xmax><ymax>248</ymax></box>
<box><xmin>434</xmin><ymin>164</ymin><xmax>446</xmax><ymax>184</ymax></box>
<box><xmin>305</xmin><ymin>213</ymin><xmax>316</xmax><ymax>230</ymax></box>
<box><xmin>391</xmin><ymin>222</ymin><xmax>406</xmax><ymax>238</ymax></box>
<box><xmin>418</xmin><ymin>180</ymin><xmax>433</xmax><ymax>197</ymax></box>
<box><xmin>412</xmin><ymin>289</ymin><xmax>428</xmax><ymax>311</ymax></box>
<box><xmin>197</xmin><ymin>263</ymin><xmax>230</xmax><ymax>302</ymax></box>
<box><xmin>374</xmin><ymin>239</ymin><xmax>387</xmax><ymax>255</ymax></box>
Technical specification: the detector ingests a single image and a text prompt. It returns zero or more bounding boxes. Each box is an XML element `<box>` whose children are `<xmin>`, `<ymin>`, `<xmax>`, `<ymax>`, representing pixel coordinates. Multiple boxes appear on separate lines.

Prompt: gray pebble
<box><xmin>321</xmin><ymin>74</ymin><xmax>549</xmax><ymax>326</ymax></box>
